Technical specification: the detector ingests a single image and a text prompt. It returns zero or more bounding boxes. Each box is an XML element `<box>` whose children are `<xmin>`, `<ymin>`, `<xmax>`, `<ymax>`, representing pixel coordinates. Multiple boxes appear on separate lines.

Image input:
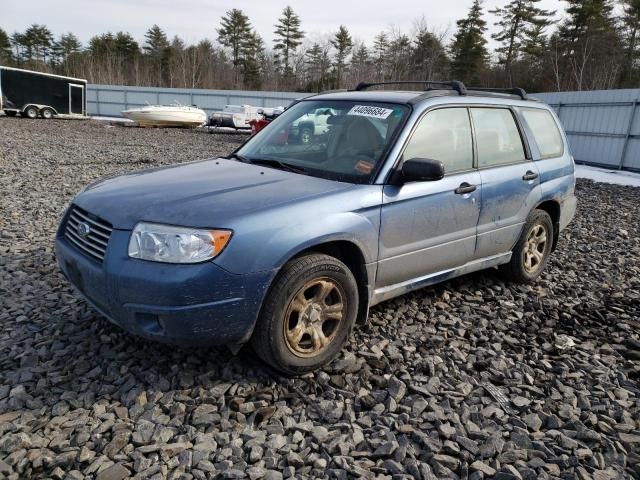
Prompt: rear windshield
<box><xmin>521</xmin><ymin>108</ymin><xmax>564</xmax><ymax>158</ymax></box>
<box><xmin>236</xmin><ymin>100</ymin><xmax>409</xmax><ymax>183</ymax></box>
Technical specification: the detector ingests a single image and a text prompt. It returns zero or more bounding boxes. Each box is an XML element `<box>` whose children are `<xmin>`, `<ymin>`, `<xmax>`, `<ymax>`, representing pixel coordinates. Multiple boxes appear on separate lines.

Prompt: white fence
<box><xmin>87</xmin><ymin>84</ymin><xmax>640</xmax><ymax>172</ymax></box>
<box><xmin>87</xmin><ymin>84</ymin><xmax>302</xmax><ymax>118</ymax></box>
<box><xmin>534</xmin><ymin>89</ymin><xmax>640</xmax><ymax>172</ymax></box>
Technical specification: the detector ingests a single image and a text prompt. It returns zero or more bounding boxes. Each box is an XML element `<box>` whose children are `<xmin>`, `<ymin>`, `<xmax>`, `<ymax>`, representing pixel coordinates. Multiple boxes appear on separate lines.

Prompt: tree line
<box><xmin>0</xmin><ymin>0</ymin><xmax>638</xmax><ymax>94</ymax></box>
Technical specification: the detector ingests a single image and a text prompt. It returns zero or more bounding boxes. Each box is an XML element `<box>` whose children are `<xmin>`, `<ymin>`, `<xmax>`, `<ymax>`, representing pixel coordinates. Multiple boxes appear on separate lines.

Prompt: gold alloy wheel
<box><xmin>523</xmin><ymin>223</ymin><xmax>548</xmax><ymax>273</ymax></box>
<box><xmin>283</xmin><ymin>277</ymin><xmax>345</xmax><ymax>358</ymax></box>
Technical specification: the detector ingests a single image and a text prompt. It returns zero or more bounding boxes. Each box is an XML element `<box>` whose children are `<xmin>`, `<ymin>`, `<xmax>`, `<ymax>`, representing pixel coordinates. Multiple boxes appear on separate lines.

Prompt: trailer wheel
<box><xmin>4</xmin><ymin>110</ymin><xmax>17</xmax><ymax>117</ymax></box>
<box><xmin>41</xmin><ymin>108</ymin><xmax>54</xmax><ymax>120</ymax></box>
<box><xmin>24</xmin><ymin>106</ymin><xmax>39</xmax><ymax>119</ymax></box>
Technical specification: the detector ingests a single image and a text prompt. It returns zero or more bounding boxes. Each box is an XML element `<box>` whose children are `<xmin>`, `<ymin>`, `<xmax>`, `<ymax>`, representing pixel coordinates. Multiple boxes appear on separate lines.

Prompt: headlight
<box><xmin>128</xmin><ymin>223</ymin><xmax>232</xmax><ymax>264</ymax></box>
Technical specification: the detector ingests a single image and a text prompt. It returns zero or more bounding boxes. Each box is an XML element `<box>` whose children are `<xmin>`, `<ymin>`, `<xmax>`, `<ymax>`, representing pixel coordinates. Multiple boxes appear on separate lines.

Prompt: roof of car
<box><xmin>302</xmin><ymin>84</ymin><xmax>543</xmax><ymax>107</ymax></box>
<box><xmin>307</xmin><ymin>90</ymin><xmax>426</xmax><ymax>104</ymax></box>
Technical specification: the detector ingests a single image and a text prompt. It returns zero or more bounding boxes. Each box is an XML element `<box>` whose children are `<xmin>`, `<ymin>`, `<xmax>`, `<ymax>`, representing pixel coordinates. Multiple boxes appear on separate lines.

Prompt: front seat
<box><xmin>327</xmin><ymin>116</ymin><xmax>383</xmax><ymax>167</ymax></box>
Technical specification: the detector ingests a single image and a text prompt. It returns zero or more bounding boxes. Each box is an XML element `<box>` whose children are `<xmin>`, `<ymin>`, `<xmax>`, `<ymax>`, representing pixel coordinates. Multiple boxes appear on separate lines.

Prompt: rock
<box><xmin>522</xmin><ymin>413</ymin><xmax>542</xmax><ymax>432</ymax></box>
<box><xmin>95</xmin><ymin>463</ymin><xmax>130</xmax><ymax>480</ymax></box>
<box><xmin>286</xmin><ymin>452</ymin><xmax>304</xmax><ymax>468</ymax></box>
<box><xmin>387</xmin><ymin>376</ymin><xmax>407</xmax><ymax>401</ymax></box>
<box><xmin>512</xmin><ymin>396</ymin><xmax>531</xmax><ymax>408</ymax></box>
<box><xmin>263</xmin><ymin>471</ymin><xmax>283</xmax><ymax>480</ymax></box>
<box><xmin>471</xmin><ymin>460</ymin><xmax>497</xmax><ymax>476</ymax></box>
<box><xmin>311</xmin><ymin>426</ymin><xmax>329</xmax><ymax>443</ymax></box>
<box><xmin>160</xmin><ymin>442</ymin><xmax>192</xmax><ymax>457</ymax></box>
<box><xmin>438</xmin><ymin>423</ymin><xmax>457</xmax><ymax>439</ymax></box>
<box><xmin>192</xmin><ymin>404</ymin><xmax>217</xmax><ymax>425</ymax></box>
<box><xmin>104</xmin><ymin>433</ymin><xmax>129</xmax><ymax>458</ymax></box>
<box><xmin>266</xmin><ymin>434</ymin><xmax>287</xmax><ymax>451</ymax></box>
<box><xmin>372</xmin><ymin>440</ymin><xmax>398</xmax><ymax>457</ymax></box>
<box><xmin>619</xmin><ymin>433</ymin><xmax>640</xmax><ymax>444</ymax></box>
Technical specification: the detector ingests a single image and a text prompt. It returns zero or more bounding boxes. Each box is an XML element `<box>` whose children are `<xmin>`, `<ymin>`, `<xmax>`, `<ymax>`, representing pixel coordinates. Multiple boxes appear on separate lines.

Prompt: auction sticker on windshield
<box><xmin>347</xmin><ymin>105</ymin><xmax>394</xmax><ymax>119</ymax></box>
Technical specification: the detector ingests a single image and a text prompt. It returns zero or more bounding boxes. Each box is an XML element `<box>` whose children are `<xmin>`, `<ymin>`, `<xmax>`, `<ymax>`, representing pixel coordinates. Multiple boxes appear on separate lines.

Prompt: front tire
<box><xmin>251</xmin><ymin>253</ymin><xmax>358</xmax><ymax>375</ymax></box>
<box><xmin>499</xmin><ymin>209</ymin><xmax>553</xmax><ymax>283</ymax></box>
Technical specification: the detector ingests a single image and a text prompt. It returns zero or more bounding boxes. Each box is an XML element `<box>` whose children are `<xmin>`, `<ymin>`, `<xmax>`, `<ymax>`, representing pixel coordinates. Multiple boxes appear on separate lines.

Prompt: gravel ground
<box><xmin>1</xmin><ymin>117</ymin><xmax>639</xmax><ymax>480</ymax></box>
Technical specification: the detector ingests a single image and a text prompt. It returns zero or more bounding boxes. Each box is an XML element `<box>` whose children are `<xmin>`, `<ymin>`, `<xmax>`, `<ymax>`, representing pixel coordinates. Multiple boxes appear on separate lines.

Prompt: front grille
<box><xmin>64</xmin><ymin>206</ymin><xmax>113</xmax><ymax>262</ymax></box>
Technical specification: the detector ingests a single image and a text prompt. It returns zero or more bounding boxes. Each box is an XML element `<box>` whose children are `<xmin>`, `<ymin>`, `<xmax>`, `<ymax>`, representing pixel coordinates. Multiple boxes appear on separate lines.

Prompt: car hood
<box><xmin>74</xmin><ymin>158</ymin><xmax>354</xmax><ymax>230</ymax></box>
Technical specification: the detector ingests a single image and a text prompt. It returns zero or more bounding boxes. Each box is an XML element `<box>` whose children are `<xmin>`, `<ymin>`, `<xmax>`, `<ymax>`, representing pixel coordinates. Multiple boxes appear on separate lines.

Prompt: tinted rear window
<box><xmin>521</xmin><ymin>108</ymin><xmax>564</xmax><ymax>158</ymax></box>
<box><xmin>471</xmin><ymin>108</ymin><xmax>526</xmax><ymax>168</ymax></box>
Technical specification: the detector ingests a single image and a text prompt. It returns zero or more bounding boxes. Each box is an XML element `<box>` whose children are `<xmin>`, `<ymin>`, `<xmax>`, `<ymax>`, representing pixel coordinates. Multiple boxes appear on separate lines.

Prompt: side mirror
<box><xmin>257</xmin><ymin>109</ymin><xmax>264</xmax><ymax>115</ymax></box>
<box><xmin>401</xmin><ymin>158</ymin><xmax>445</xmax><ymax>182</ymax></box>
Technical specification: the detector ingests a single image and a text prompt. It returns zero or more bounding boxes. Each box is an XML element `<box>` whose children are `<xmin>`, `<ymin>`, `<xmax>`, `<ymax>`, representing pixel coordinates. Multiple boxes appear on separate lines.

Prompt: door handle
<box><xmin>454</xmin><ymin>182</ymin><xmax>477</xmax><ymax>195</ymax></box>
<box><xmin>522</xmin><ymin>170</ymin><xmax>539</xmax><ymax>181</ymax></box>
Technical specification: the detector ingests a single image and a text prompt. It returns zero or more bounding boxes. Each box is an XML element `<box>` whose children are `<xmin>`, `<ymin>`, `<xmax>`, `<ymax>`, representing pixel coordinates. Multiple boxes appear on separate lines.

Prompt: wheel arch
<box><xmin>294</xmin><ymin>240</ymin><xmax>371</xmax><ymax>322</ymax></box>
<box><xmin>259</xmin><ymin>238</ymin><xmax>372</xmax><ymax>334</ymax></box>
<box><xmin>535</xmin><ymin>199</ymin><xmax>561</xmax><ymax>250</ymax></box>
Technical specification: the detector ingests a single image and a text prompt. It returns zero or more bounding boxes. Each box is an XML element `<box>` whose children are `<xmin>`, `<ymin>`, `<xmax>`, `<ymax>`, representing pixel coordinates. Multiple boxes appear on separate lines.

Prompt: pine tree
<box><xmin>143</xmin><ymin>25</ymin><xmax>169</xmax><ymax>56</ymax></box>
<box><xmin>0</xmin><ymin>28</ymin><xmax>12</xmax><ymax>64</ymax></box>
<box><xmin>144</xmin><ymin>25</ymin><xmax>170</xmax><ymax>86</ymax></box>
<box><xmin>351</xmin><ymin>43</ymin><xmax>370</xmax><ymax>84</ymax></box>
<box><xmin>388</xmin><ymin>33</ymin><xmax>412</xmax><ymax>81</ymax></box>
<box><xmin>558</xmin><ymin>0</ymin><xmax>621</xmax><ymax>89</ymax></box>
<box><xmin>273</xmin><ymin>6</ymin><xmax>304</xmax><ymax>78</ymax></box>
<box><xmin>372</xmin><ymin>32</ymin><xmax>389</xmax><ymax>82</ymax></box>
<box><xmin>450</xmin><ymin>0</ymin><xmax>488</xmax><ymax>85</ymax></box>
<box><xmin>331</xmin><ymin>25</ymin><xmax>353</xmax><ymax>88</ymax></box>
<box><xmin>52</xmin><ymin>33</ymin><xmax>82</xmax><ymax>66</ymax></box>
<box><xmin>620</xmin><ymin>0</ymin><xmax>640</xmax><ymax>85</ymax></box>
<box><xmin>243</xmin><ymin>31</ymin><xmax>265</xmax><ymax>89</ymax></box>
<box><xmin>561</xmin><ymin>0</ymin><xmax>616</xmax><ymax>41</ymax></box>
<box><xmin>113</xmin><ymin>32</ymin><xmax>136</xmax><ymax>58</ymax></box>
<box><xmin>490</xmin><ymin>0</ymin><xmax>554</xmax><ymax>85</ymax></box>
<box><xmin>412</xmin><ymin>28</ymin><xmax>449</xmax><ymax>81</ymax></box>
<box><xmin>15</xmin><ymin>24</ymin><xmax>54</xmax><ymax>65</ymax></box>
<box><xmin>217</xmin><ymin>9</ymin><xmax>253</xmax><ymax>86</ymax></box>
<box><xmin>305</xmin><ymin>43</ymin><xmax>331</xmax><ymax>91</ymax></box>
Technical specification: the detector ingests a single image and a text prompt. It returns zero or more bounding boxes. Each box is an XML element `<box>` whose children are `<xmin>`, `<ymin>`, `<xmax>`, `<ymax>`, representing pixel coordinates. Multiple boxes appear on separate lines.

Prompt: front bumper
<box><xmin>55</xmin><ymin>228</ymin><xmax>275</xmax><ymax>346</ymax></box>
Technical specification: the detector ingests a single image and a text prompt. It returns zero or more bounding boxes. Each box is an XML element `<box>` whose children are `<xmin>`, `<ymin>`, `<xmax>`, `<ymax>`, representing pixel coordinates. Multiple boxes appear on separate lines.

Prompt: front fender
<box><xmin>265</xmin><ymin>212</ymin><xmax>379</xmax><ymax>270</ymax></box>
<box><xmin>214</xmin><ymin>185</ymin><xmax>383</xmax><ymax>275</ymax></box>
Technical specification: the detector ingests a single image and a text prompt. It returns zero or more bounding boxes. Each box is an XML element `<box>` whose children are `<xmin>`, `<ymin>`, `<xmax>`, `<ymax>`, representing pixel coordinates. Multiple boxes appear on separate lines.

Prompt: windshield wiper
<box><xmin>227</xmin><ymin>152</ymin><xmax>250</xmax><ymax>163</ymax></box>
<box><xmin>248</xmin><ymin>158</ymin><xmax>308</xmax><ymax>175</ymax></box>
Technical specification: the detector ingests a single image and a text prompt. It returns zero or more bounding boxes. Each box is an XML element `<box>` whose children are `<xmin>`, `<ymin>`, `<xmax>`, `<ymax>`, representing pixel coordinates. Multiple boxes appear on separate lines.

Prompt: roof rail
<box><xmin>353</xmin><ymin>80</ymin><xmax>468</xmax><ymax>96</ymax></box>
<box><xmin>467</xmin><ymin>86</ymin><xmax>528</xmax><ymax>100</ymax></box>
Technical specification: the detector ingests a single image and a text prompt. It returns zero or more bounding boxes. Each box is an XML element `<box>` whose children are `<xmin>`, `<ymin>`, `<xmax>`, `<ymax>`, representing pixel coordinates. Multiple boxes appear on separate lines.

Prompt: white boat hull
<box><xmin>122</xmin><ymin>106</ymin><xmax>207</xmax><ymax>128</ymax></box>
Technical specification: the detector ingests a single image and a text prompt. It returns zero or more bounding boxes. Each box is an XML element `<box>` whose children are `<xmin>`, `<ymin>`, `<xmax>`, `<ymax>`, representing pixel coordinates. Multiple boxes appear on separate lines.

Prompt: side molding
<box><xmin>370</xmin><ymin>252</ymin><xmax>511</xmax><ymax>306</ymax></box>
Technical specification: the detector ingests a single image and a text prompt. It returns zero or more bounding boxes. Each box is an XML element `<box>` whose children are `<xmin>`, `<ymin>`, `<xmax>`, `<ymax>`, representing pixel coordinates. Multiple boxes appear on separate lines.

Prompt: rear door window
<box><xmin>521</xmin><ymin>108</ymin><xmax>564</xmax><ymax>158</ymax></box>
<box><xmin>471</xmin><ymin>108</ymin><xmax>526</xmax><ymax>168</ymax></box>
<box><xmin>403</xmin><ymin>107</ymin><xmax>473</xmax><ymax>173</ymax></box>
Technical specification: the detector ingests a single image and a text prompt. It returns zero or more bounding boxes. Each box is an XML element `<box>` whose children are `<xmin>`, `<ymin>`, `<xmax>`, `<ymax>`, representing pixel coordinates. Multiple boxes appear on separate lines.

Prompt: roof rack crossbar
<box><xmin>467</xmin><ymin>86</ymin><xmax>528</xmax><ymax>100</ymax></box>
<box><xmin>353</xmin><ymin>80</ymin><xmax>467</xmax><ymax>96</ymax></box>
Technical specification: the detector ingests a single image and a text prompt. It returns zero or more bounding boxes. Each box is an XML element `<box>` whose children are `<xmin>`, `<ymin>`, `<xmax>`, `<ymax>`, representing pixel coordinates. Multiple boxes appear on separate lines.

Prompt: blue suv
<box><xmin>56</xmin><ymin>81</ymin><xmax>577</xmax><ymax>374</ymax></box>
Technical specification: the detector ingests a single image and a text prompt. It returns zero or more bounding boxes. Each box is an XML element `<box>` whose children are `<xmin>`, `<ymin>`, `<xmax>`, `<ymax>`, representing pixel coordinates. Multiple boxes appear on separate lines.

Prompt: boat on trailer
<box><xmin>121</xmin><ymin>104</ymin><xmax>207</xmax><ymax>128</ymax></box>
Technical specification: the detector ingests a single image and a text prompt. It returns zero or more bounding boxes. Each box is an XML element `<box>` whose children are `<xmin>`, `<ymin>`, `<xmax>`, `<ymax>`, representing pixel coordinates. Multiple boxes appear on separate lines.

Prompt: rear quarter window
<box><xmin>521</xmin><ymin>108</ymin><xmax>564</xmax><ymax>158</ymax></box>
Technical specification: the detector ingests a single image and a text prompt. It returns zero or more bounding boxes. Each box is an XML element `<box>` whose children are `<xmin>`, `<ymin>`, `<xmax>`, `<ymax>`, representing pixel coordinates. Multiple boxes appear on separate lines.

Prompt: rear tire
<box><xmin>499</xmin><ymin>209</ymin><xmax>553</xmax><ymax>283</ymax></box>
<box><xmin>41</xmin><ymin>107</ymin><xmax>54</xmax><ymax>119</ymax></box>
<box><xmin>251</xmin><ymin>253</ymin><xmax>358</xmax><ymax>375</ymax></box>
<box><xmin>4</xmin><ymin>110</ymin><xmax>17</xmax><ymax>117</ymax></box>
<box><xmin>24</xmin><ymin>106</ymin><xmax>39</xmax><ymax>119</ymax></box>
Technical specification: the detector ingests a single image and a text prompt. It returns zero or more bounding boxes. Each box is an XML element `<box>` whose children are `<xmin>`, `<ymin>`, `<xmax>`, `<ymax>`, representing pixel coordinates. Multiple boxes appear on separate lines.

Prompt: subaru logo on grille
<box><xmin>77</xmin><ymin>222</ymin><xmax>91</xmax><ymax>238</ymax></box>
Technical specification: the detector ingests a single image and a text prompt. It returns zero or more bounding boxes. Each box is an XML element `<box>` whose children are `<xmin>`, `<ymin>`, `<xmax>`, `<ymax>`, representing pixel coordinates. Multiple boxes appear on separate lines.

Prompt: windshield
<box><xmin>236</xmin><ymin>100</ymin><xmax>409</xmax><ymax>183</ymax></box>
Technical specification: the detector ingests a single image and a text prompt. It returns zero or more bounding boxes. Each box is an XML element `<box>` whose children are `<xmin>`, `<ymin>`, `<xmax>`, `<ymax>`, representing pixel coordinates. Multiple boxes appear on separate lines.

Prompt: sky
<box><xmin>2</xmin><ymin>0</ymin><xmax>565</xmax><ymax>49</ymax></box>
